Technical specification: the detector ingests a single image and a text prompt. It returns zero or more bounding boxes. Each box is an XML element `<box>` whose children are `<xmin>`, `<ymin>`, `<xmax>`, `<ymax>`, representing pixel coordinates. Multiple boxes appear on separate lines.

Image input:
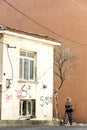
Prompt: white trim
<box><xmin>0</xmin><ymin>30</ymin><xmax>61</xmax><ymax>46</ymax></box>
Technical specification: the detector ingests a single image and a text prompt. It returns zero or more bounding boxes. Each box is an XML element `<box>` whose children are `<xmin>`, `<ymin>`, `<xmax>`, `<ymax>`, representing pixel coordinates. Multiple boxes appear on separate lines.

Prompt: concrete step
<box><xmin>0</xmin><ymin>120</ymin><xmax>59</xmax><ymax>126</ymax></box>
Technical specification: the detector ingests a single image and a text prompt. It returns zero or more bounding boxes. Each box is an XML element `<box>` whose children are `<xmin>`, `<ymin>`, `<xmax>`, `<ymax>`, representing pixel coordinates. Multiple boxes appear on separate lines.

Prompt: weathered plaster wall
<box><xmin>1</xmin><ymin>33</ymin><xmax>54</xmax><ymax>120</ymax></box>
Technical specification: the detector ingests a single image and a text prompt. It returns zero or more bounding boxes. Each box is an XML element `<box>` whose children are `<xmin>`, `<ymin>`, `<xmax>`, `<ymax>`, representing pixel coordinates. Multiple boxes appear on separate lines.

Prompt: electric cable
<box><xmin>72</xmin><ymin>0</ymin><xmax>87</xmax><ymax>12</ymax></box>
<box><xmin>2</xmin><ymin>0</ymin><xmax>87</xmax><ymax>46</ymax></box>
<box><xmin>7</xmin><ymin>46</ymin><xmax>13</xmax><ymax>80</ymax></box>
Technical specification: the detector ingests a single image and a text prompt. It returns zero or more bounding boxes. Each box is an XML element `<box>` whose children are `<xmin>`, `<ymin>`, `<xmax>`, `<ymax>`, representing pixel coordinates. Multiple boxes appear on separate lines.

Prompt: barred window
<box><xmin>19</xmin><ymin>99</ymin><xmax>36</xmax><ymax>117</ymax></box>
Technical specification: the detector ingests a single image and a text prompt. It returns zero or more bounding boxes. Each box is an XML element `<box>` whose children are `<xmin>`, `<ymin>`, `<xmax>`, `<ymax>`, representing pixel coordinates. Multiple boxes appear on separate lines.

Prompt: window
<box><xmin>19</xmin><ymin>50</ymin><xmax>36</xmax><ymax>81</ymax></box>
<box><xmin>19</xmin><ymin>99</ymin><xmax>36</xmax><ymax>117</ymax></box>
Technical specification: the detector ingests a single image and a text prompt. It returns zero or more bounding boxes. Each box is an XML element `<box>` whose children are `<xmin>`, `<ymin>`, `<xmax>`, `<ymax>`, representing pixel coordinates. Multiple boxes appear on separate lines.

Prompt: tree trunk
<box><xmin>54</xmin><ymin>90</ymin><xmax>60</xmax><ymax>119</ymax></box>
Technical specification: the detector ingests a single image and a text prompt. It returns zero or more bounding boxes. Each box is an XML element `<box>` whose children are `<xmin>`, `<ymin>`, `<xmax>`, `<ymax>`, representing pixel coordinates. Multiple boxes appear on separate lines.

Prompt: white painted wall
<box><xmin>0</xmin><ymin>37</ymin><xmax>3</xmax><ymax>84</ymax></box>
<box><xmin>0</xmin><ymin>31</ymin><xmax>56</xmax><ymax>120</ymax></box>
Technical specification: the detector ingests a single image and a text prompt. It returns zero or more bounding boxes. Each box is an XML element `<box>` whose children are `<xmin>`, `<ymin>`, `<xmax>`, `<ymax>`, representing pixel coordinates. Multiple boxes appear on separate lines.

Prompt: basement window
<box><xmin>19</xmin><ymin>99</ymin><xmax>36</xmax><ymax>118</ymax></box>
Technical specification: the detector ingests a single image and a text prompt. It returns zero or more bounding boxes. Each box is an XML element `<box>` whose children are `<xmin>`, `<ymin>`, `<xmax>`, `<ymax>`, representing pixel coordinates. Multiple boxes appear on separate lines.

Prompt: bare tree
<box><xmin>54</xmin><ymin>45</ymin><xmax>76</xmax><ymax>119</ymax></box>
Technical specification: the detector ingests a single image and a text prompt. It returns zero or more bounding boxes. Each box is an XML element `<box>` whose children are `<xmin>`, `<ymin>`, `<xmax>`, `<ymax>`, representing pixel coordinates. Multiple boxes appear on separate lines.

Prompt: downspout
<box><xmin>6</xmin><ymin>44</ymin><xmax>16</xmax><ymax>88</ymax></box>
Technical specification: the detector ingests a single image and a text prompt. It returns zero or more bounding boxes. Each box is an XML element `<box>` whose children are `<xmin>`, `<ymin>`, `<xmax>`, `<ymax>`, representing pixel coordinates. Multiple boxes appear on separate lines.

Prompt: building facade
<box><xmin>1</xmin><ymin>0</ymin><xmax>87</xmax><ymax>123</ymax></box>
<box><xmin>0</xmin><ymin>25</ymin><xmax>60</xmax><ymax>120</ymax></box>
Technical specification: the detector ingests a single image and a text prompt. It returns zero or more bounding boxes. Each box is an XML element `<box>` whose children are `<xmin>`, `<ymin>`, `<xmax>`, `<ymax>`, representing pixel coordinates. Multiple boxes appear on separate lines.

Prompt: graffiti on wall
<box><xmin>15</xmin><ymin>89</ymin><xmax>22</xmax><ymax>98</ymax></box>
<box><xmin>21</xmin><ymin>84</ymin><xmax>31</xmax><ymax>98</ymax></box>
<box><xmin>5</xmin><ymin>94</ymin><xmax>13</xmax><ymax>102</ymax></box>
<box><xmin>5</xmin><ymin>84</ymin><xmax>31</xmax><ymax>102</ymax></box>
<box><xmin>40</xmin><ymin>96</ymin><xmax>52</xmax><ymax>107</ymax></box>
<box><xmin>5</xmin><ymin>84</ymin><xmax>52</xmax><ymax>108</ymax></box>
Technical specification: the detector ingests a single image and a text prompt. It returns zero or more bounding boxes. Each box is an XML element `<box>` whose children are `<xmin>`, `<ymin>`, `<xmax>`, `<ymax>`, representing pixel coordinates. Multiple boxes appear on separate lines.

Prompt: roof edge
<box><xmin>0</xmin><ymin>24</ymin><xmax>61</xmax><ymax>45</ymax></box>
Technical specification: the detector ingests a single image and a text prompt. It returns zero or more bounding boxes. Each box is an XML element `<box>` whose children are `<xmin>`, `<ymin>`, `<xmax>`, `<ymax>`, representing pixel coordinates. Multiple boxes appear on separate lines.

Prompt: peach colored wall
<box><xmin>54</xmin><ymin>44</ymin><xmax>87</xmax><ymax>123</ymax></box>
<box><xmin>1</xmin><ymin>0</ymin><xmax>87</xmax><ymax>122</ymax></box>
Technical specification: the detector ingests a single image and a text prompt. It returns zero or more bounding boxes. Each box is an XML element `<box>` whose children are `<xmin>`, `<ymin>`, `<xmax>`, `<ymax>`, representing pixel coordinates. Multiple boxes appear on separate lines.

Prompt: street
<box><xmin>0</xmin><ymin>125</ymin><xmax>87</xmax><ymax>130</ymax></box>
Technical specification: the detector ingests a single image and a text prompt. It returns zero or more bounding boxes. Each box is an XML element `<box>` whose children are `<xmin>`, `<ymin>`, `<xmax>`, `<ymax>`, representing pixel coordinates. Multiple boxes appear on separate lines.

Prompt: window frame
<box><xmin>19</xmin><ymin>99</ymin><xmax>36</xmax><ymax>118</ymax></box>
<box><xmin>19</xmin><ymin>50</ymin><xmax>36</xmax><ymax>81</ymax></box>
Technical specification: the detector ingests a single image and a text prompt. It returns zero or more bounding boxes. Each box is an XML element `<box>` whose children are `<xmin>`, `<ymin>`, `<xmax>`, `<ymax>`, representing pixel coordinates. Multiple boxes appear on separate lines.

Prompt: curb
<box><xmin>0</xmin><ymin>120</ymin><xmax>87</xmax><ymax>127</ymax></box>
<box><xmin>0</xmin><ymin>120</ymin><xmax>60</xmax><ymax>126</ymax></box>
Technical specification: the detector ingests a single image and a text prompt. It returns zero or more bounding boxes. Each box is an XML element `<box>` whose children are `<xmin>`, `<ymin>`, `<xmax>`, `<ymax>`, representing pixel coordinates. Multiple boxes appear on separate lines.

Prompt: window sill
<box><xmin>19</xmin><ymin>115</ymin><xmax>36</xmax><ymax>120</ymax></box>
<box><xmin>17</xmin><ymin>79</ymin><xmax>38</xmax><ymax>84</ymax></box>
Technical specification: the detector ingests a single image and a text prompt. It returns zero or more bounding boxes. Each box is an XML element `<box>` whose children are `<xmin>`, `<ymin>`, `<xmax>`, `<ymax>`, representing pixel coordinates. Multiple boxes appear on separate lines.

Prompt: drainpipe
<box><xmin>6</xmin><ymin>44</ymin><xmax>16</xmax><ymax>88</ymax></box>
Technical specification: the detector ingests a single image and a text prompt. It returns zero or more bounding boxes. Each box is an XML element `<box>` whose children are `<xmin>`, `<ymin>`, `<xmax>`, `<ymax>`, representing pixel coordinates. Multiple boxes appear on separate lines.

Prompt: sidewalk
<box><xmin>59</xmin><ymin>119</ymin><xmax>87</xmax><ymax>127</ymax></box>
<box><xmin>0</xmin><ymin>120</ymin><xmax>59</xmax><ymax>126</ymax></box>
<box><xmin>0</xmin><ymin>120</ymin><xmax>86</xmax><ymax>127</ymax></box>
<box><xmin>72</xmin><ymin>122</ymin><xmax>87</xmax><ymax>127</ymax></box>
<box><xmin>61</xmin><ymin>122</ymin><xmax>87</xmax><ymax>127</ymax></box>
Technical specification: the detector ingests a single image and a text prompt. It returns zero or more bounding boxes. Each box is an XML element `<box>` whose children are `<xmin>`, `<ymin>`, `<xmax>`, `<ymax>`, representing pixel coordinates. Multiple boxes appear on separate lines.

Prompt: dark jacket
<box><xmin>65</xmin><ymin>102</ymin><xmax>74</xmax><ymax>113</ymax></box>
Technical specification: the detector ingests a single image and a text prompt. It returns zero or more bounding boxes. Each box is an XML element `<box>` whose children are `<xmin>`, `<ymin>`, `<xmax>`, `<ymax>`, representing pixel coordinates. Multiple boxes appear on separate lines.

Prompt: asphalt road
<box><xmin>0</xmin><ymin>126</ymin><xmax>87</xmax><ymax>130</ymax></box>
